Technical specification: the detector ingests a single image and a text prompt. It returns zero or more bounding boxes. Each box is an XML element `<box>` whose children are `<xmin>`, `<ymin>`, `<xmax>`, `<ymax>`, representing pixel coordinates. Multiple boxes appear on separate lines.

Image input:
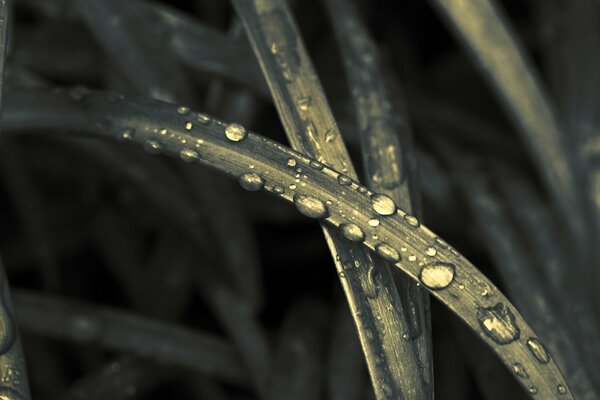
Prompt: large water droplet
<box><xmin>371</xmin><ymin>193</ymin><xmax>396</xmax><ymax>216</ymax></box>
<box><xmin>526</xmin><ymin>338</ymin><xmax>550</xmax><ymax>364</ymax></box>
<box><xmin>239</xmin><ymin>172</ymin><xmax>264</xmax><ymax>192</ymax></box>
<box><xmin>419</xmin><ymin>262</ymin><xmax>455</xmax><ymax>290</ymax></box>
<box><xmin>340</xmin><ymin>223</ymin><xmax>365</xmax><ymax>242</ymax></box>
<box><xmin>180</xmin><ymin>149</ymin><xmax>199</xmax><ymax>163</ymax></box>
<box><xmin>225</xmin><ymin>123</ymin><xmax>247</xmax><ymax>142</ymax></box>
<box><xmin>477</xmin><ymin>303</ymin><xmax>520</xmax><ymax>344</ymax></box>
<box><xmin>293</xmin><ymin>195</ymin><xmax>329</xmax><ymax>219</ymax></box>
<box><xmin>376</xmin><ymin>243</ymin><xmax>400</xmax><ymax>262</ymax></box>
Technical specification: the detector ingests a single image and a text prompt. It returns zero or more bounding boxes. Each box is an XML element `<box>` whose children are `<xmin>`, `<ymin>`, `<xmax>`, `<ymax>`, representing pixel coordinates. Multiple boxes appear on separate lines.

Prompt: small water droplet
<box><xmin>160</xmin><ymin>128</ymin><xmax>168</xmax><ymax>135</ymax></box>
<box><xmin>179</xmin><ymin>149</ymin><xmax>199</xmax><ymax>163</ymax></box>
<box><xmin>238</xmin><ymin>173</ymin><xmax>264</xmax><ymax>191</ymax></box>
<box><xmin>293</xmin><ymin>195</ymin><xmax>329</xmax><ymax>219</ymax></box>
<box><xmin>425</xmin><ymin>247</ymin><xmax>437</xmax><ymax>257</ymax></box>
<box><xmin>477</xmin><ymin>303</ymin><xmax>520</xmax><ymax>344</ymax></box>
<box><xmin>117</xmin><ymin>129</ymin><xmax>133</xmax><ymax>142</ymax></box>
<box><xmin>529</xmin><ymin>387</ymin><xmax>538</xmax><ymax>395</ymax></box>
<box><xmin>371</xmin><ymin>193</ymin><xmax>396</xmax><ymax>216</ymax></box>
<box><xmin>376</xmin><ymin>243</ymin><xmax>400</xmax><ymax>262</ymax></box>
<box><xmin>337</xmin><ymin>174</ymin><xmax>352</xmax><ymax>186</ymax></box>
<box><xmin>297</xmin><ymin>97</ymin><xmax>312</xmax><ymax>112</ymax></box>
<box><xmin>286</xmin><ymin>158</ymin><xmax>297</xmax><ymax>167</ymax></box>
<box><xmin>527</xmin><ymin>338</ymin><xmax>550</xmax><ymax>364</ymax></box>
<box><xmin>340</xmin><ymin>223</ymin><xmax>365</xmax><ymax>242</ymax></box>
<box><xmin>404</xmin><ymin>214</ymin><xmax>420</xmax><ymax>227</ymax></box>
<box><xmin>368</xmin><ymin>218</ymin><xmax>380</xmax><ymax>227</ymax></box>
<box><xmin>408</xmin><ymin>255</ymin><xmax>417</xmax><ymax>262</ymax></box>
<box><xmin>225</xmin><ymin>123</ymin><xmax>247</xmax><ymax>142</ymax></box>
<box><xmin>144</xmin><ymin>140</ymin><xmax>162</xmax><ymax>154</ymax></box>
<box><xmin>177</xmin><ymin>106</ymin><xmax>190</xmax><ymax>114</ymax></box>
<box><xmin>273</xmin><ymin>186</ymin><xmax>284</xmax><ymax>194</ymax></box>
<box><xmin>309</xmin><ymin>160</ymin><xmax>324</xmax><ymax>170</ymax></box>
<box><xmin>289</xmin><ymin>183</ymin><xmax>297</xmax><ymax>190</ymax></box>
<box><xmin>435</xmin><ymin>237</ymin><xmax>448</xmax><ymax>248</ymax></box>
<box><xmin>557</xmin><ymin>385</ymin><xmax>567</xmax><ymax>395</ymax></box>
<box><xmin>185</xmin><ymin>121</ymin><xmax>193</xmax><ymax>130</ymax></box>
<box><xmin>420</xmin><ymin>262</ymin><xmax>455</xmax><ymax>289</ymax></box>
<box><xmin>512</xmin><ymin>363</ymin><xmax>528</xmax><ymax>379</ymax></box>
<box><xmin>197</xmin><ymin>113</ymin><xmax>211</xmax><ymax>125</ymax></box>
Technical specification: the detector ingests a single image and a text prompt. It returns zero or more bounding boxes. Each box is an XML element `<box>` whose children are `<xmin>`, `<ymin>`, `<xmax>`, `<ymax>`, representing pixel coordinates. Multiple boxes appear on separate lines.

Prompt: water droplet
<box><xmin>177</xmin><ymin>106</ymin><xmax>190</xmax><ymax>114</ymax></box>
<box><xmin>197</xmin><ymin>113</ymin><xmax>211</xmax><ymax>125</ymax></box>
<box><xmin>357</xmin><ymin>186</ymin><xmax>368</xmax><ymax>194</ymax></box>
<box><xmin>477</xmin><ymin>303</ymin><xmax>520</xmax><ymax>344</ymax></box>
<box><xmin>512</xmin><ymin>363</ymin><xmax>528</xmax><ymax>379</ymax></box>
<box><xmin>239</xmin><ymin>173</ymin><xmax>265</xmax><ymax>191</ymax></box>
<box><xmin>225</xmin><ymin>123</ymin><xmax>247</xmax><ymax>142</ymax></box>
<box><xmin>286</xmin><ymin>158</ymin><xmax>297</xmax><ymax>167</ymax></box>
<box><xmin>404</xmin><ymin>214</ymin><xmax>420</xmax><ymax>227</ymax></box>
<box><xmin>160</xmin><ymin>128</ymin><xmax>168</xmax><ymax>135</ymax></box>
<box><xmin>273</xmin><ymin>186</ymin><xmax>284</xmax><ymax>194</ymax></box>
<box><xmin>365</xmin><ymin>329</ymin><xmax>374</xmax><ymax>341</ymax></box>
<box><xmin>368</xmin><ymin>218</ymin><xmax>380</xmax><ymax>227</ymax></box>
<box><xmin>408</xmin><ymin>255</ymin><xmax>417</xmax><ymax>262</ymax></box>
<box><xmin>340</xmin><ymin>223</ymin><xmax>365</xmax><ymax>242</ymax></box>
<box><xmin>337</xmin><ymin>174</ymin><xmax>352</xmax><ymax>186</ymax></box>
<box><xmin>117</xmin><ymin>129</ymin><xmax>133</xmax><ymax>142</ymax></box>
<box><xmin>435</xmin><ymin>237</ymin><xmax>448</xmax><ymax>248</ymax></box>
<box><xmin>289</xmin><ymin>183</ymin><xmax>297</xmax><ymax>190</ymax></box>
<box><xmin>557</xmin><ymin>385</ymin><xmax>567</xmax><ymax>395</ymax></box>
<box><xmin>529</xmin><ymin>387</ymin><xmax>538</xmax><ymax>395</ymax></box>
<box><xmin>185</xmin><ymin>121</ymin><xmax>193</xmax><ymax>130</ymax></box>
<box><xmin>420</xmin><ymin>262</ymin><xmax>455</xmax><ymax>290</ymax></box>
<box><xmin>371</xmin><ymin>193</ymin><xmax>396</xmax><ymax>216</ymax></box>
<box><xmin>180</xmin><ymin>149</ymin><xmax>199</xmax><ymax>163</ymax></box>
<box><xmin>309</xmin><ymin>160</ymin><xmax>324</xmax><ymax>170</ymax></box>
<box><xmin>297</xmin><ymin>97</ymin><xmax>311</xmax><ymax>112</ymax></box>
<box><xmin>376</xmin><ymin>243</ymin><xmax>400</xmax><ymax>262</ymax></box>
<box><xmin>144</xmin><ymin>140</ymin><xmax>162</xmax><ymax>154</ymax></box>
<box><xmin>527</xmin><ymin>338</ymin><xmax>550</xmax><ymax>364</ymax></box>
<box><xmin>425</xmin><ymin>247</ymin><xmax>437</xmax><ymax>257</ymax></box>
<box><xmin>293</xmin><ymin>195</ymin><xmax>329</xmax><ymax>219</ymax></box>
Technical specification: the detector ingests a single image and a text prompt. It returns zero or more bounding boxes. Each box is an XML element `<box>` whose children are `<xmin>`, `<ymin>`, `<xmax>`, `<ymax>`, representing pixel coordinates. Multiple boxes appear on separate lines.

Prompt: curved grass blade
<box><xmin>428</xmin><ymin>0</ymin><xmax>586</xmax><ymax>250</ymax></box>
<box><xmin>324</xmin><ymin>0</ymin><xmax>433</xmax><ymax>390</ymax></box>
<box><xmin>230</xmin><ymin>0</ymin><xmax>429</xmax><ymax>397</ymax></box>
<box><xmin>13</xmin><ymin>289</ymin><xmax>247</xmax><ymax>385</ymax></box>
<box><xmin>1</xmin><ymin>88</ymin><xmax>574</xmax><ymax>399</ymax></box>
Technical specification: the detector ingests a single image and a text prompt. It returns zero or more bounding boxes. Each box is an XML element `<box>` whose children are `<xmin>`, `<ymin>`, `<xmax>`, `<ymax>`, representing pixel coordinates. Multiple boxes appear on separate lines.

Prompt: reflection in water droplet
<box><xmin>420</xmin><ymin>262</ymin><xmax>455</xmax><ymax>290</ymax></box>
<box><xmin>376</xmin><ymin>244</ymin><xmax>400</xmax><ymax>262</ymax></box>
<box><xmin>293</xmin><ymin>195</ymin><xmax>329</xmax><ymax>219</ymax></box>
<box><xmin>180</xmin><ymin>149</ymin><xmax>199</xmax><ymax>163</ymax></box>
<box><xmin>238</xmin><ymin>173</ymin><xmax>264</xmax><ymax>191</ymax></box>
<box><xmin>371</xmin><ymin>193</ymin><xmax>396</xmax><ymax>216</ymax></box>
<box><xmin>512</xmin><ymin>363</ymin><xmax>528</xmax><ymax>379</ymax></box>
<box><xmin>477</xmin><ymin>303</ymin><xmax>520</xmax><ymax>344</ymax></box>
<box><xmin>225</xmin><ymin>123</ymin><xmax>247</xmax><ymax>142</ymax></box>
<box><xmin>404</xmin><ymin>214</ymin><xmax>420</xmax><ymax>227</ymax></box>
<box><xmin>197</xmin><ymin>113</ymin><xmax>211</xmax><ymax>125</ymax></box>
<box><xmin>340</xmin><ymin>223</ymin><xmax>365</xmax><ymax>242</ymax></box>
<box><xmin>144</xmin><ymin>140</ymin><xmax>162</xmax><ymax>154</ymax></box>
<box><xmin>338</xmin><ymin>174</ymin><xmax>352</xmax><ymax>186</ymax></box>
<box><xmin>527</xmin><ymin>338</ymin><xmax>550</xmax><ymax>364</ymax></box>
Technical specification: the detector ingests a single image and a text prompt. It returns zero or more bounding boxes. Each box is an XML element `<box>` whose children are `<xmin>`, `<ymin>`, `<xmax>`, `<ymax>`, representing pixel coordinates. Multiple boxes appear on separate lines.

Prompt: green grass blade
<box><xmin>230</xmin><ymin>0</ymin><xmax>429</xmax><ymax>397</ymax></box>
<box><xmin>2</xmin><ymin>88</ymin><xmax>575</xmax><ymax>399</ymax></box>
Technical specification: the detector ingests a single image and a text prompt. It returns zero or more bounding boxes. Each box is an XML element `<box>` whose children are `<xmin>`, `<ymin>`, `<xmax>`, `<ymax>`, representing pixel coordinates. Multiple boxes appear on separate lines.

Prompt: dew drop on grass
<box><xmin>286</xmin><ymin>158</ymin><xmax>297</xmax><ymax>167</ymax></box>
<box><xmin>529</xmin><ymin>387</ymin><xmax>538</xmax><ymax>395</ymax></box>
<box><xmin>197</xmin><ymin>113</ymin><xmax>211</xmax><ymax>125</ymax></box>
<box><xmin>376</xmin><ymin>244</ymin><xmax>400</xmax><ymax>262</ymax></box>
<box><xmin>368</xmin><ymin>218</ymin><xmax>380</xmax><ymax>227</ymax></box>
<box><xmin>238</xmin><ymin>172</ymin><xmax>265</xmax><ymax>191</ymax></box>
<box><xmin>337</xmin><ymin>174</ymin><xmax>352</xmax><ymax>186</ymax></box>
<box><xmin>179</xmin><ymin>149</ymin><xmax>199</xmax><ymax>163</ymax></box>
<box><xmin>185</xmin><ymin>121</ymin><xmax>193</xmax><ymax>130</ymax></box>
<box><xmin>225</xmin><ymin>123</ymin><xmax>247</xmax><ymax>142</ymax></box>
<box><xmin>425</xmin><ymin>247</ymin><xmax>437</xmax><ymax>257</ymax></box>
<box><xmin>526</xmin><ymin>338</ymin><xmax>550</xmax><ymax>364</ymax></box>
<box><xmin>177</xmin><ymin>106</ymin><xmax>190</xmax><ymax>114</ymax></box>
<box><xmin>557</xmin><ymin>385</ymin><xmax>567</xmax><ymax>395</ymax></box>
<box><xmin>309</xmin><ymin>160</ymin><xmax>324</xmax><ymax>170</ymax></box>
<box><xmin>371</xmin><ymin>193</ymin><xmax>396</xmax><ymax>216</ymax></box>
<box><xmin>118</xmin><ymin>129</ymin><xmax>133</xmax><ymax>142</ymax></box>
<box><xmin>144</xmin><ymin>140</ymin><xmax>162</xmax><ymax>154</ymax></box>
<box><xmin>512</xmin><ymin>363</ymin><xmax>528</xmax><ymax>379</ymax></box>
<box><xmin>477</xmin><ymin>303</ymin><xmax>520</xmax><ymax>344</ymax></box>
<box><xmin>419</xmin><ymin>262</ymin><xmax>455</xmax><ymax>290</ymax></box>
<box><xmin>340</xmin><ymin>223</ymin><xmax>365</xmax><ymax>242</ymax></box>
<box><xmin>404</xmin><ymin>214</ymin><xmax>420</xmax><ymax>227</ymax></box>
<box><xmin>297</xmin><ymin>97</ymin><xmax>311</xmax><ymax>111</ymax></box>
<box><xmin>293</xmin><ymin>195</ymin><xmax>329</xmax><ymax>219</ymax></box>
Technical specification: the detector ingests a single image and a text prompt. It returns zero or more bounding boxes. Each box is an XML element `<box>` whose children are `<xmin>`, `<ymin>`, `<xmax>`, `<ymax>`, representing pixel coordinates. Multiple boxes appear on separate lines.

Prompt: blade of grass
<box><xmin>1</xmin><ymin>88</ymin><xmax>575</xmax><ymax>399</ymax></box>
<box><xmin>230</xmin><ymin>0</ymin><xmax>429</xmax><ymax>397</ymax></box>
<box><xmin>13</xmin><ymin>289</ymin><xmax>247</xmax><ymax>385</ymax></box>
<box><xmin>324</xmin><ymin>0</ymin><xmax>433</xmax><ymax>390</ymax></box>
<box><xmin>428</xmin><ymin>0</ymin><xmax>586</xmax><ymax>255</ymax></box>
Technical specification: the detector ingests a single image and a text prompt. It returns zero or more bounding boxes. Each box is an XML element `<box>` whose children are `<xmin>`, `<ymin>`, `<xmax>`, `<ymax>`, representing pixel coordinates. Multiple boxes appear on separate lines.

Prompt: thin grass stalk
<box><xmin>230</xmin><ymin>0</ymin><xmax>428</xmax><ymax>397</ymax></box>
<box><xmin>324</xmin><ymin>0</ymin><xmax>433</xmax><ymax>392</ymax></box>
<box><xmin>13</xmin><ymin>289</ymin><xmax>247</xmax><ymax>384</ymax></box>
<box><xmin>1</xmin><ymin>88</ymin><xmax>575</xmax><ymax>399</ymax></box>
<box><xmin>428</xmin><ymin>0</ymin><xmax>587</xmax><ymax>258</ymax></box>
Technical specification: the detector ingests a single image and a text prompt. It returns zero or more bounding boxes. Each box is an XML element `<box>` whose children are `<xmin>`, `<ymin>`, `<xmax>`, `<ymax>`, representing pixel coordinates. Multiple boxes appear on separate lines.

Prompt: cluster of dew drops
<box><xmin>114</xmin><ymin>99</ymin><xmax>569</xmax><ymax>397</ymax></box>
